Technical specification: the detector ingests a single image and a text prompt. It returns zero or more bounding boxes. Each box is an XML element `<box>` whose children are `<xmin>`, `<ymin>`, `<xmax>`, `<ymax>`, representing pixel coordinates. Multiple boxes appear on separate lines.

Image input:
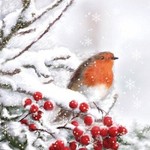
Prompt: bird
<box><xmin>55</xmin><ymin>52</ymin><xmax>118</xmax><ymax>121</ymax></box>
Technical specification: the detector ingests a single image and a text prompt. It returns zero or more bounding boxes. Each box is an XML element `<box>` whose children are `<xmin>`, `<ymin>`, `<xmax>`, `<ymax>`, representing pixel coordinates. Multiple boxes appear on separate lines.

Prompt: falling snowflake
<box><xmin>132</xmin><ymin>97</ymin><xmax>142</xmax><ymax>110</ymax></box>
<box><xmin>125</xmin><ymin>79</ymin><xmax>135</xmax><ymax>90</ymax></box>
<box><xmin>132</xmin><ymin>49</ymin><xmax>141</xmax><ymax>61</ymax></box>
<box><xmin>80</xmin><ymin>37</ymin><xmax>93</xmax><ymax>47</ymax></box>
<box><xmin>92</xmin><ymin>13</ymin><xmax>101</xmax><ymax>23</ymax></box>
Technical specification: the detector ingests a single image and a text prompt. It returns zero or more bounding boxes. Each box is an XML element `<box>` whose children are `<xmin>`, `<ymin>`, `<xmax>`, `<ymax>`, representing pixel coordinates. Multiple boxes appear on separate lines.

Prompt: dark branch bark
<box><xmin>0</xmin><ymin>69</ymin><xmax>21</xmax><ymax>76</ymax></box>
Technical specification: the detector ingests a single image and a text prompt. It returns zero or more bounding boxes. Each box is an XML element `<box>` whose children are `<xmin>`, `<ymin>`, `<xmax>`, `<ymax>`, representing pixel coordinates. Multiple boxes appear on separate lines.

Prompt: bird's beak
<box><xmin>112</xmin><ymin>56</ymin><xmax>119</xmax><ymax>60</ymax></box>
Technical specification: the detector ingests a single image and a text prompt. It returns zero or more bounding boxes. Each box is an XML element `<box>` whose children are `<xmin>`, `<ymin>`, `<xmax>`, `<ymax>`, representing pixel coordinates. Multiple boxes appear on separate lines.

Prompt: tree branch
<box><xmin>0</xmin><ymin>69</ymin><xmax>21</xmax><ymax>76</ymax></box>
<box><xmin>0</xmin><ymin>0</ymin><xmax>64</xmax><ymax>50</ymax></box>
<box><xmin>106</xmin><ymin>94</ymin><xmax>118</xmax><ymax>116</ymax></box>
<box><xmin>3</xmin><ymin>0</ymin><xmax>74</xmax><ymax>64</ymax></box>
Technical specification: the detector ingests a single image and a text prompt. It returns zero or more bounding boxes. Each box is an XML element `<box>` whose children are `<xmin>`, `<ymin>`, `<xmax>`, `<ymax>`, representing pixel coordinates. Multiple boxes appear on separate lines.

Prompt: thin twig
<box><xmin>93</xmin><ymin>102</ymin><xmax>106</xmax><ymax>116</ymax></box>
<box><xmin>106</xmin><ymin>94</ymin><xmax>118</xmax><ymax>116</ymax></box>
<box><xmin>36</xmin><ymin>129</ymin><xmax>56</xmax><ymax>138</ymax></box>
<box><xmin>31</xmin><ymin>0</ymin><xmax>64</xmax><ymax>24</ymax></box>
<box><xmin>3</xmin><ymin>0</ymin><xmax>74</xmax><ymax>64</ymax></box>
<box><xmin>19</xmin><ymin>112</ymin><xmax>31</xmax><ymax>122</ymax></box>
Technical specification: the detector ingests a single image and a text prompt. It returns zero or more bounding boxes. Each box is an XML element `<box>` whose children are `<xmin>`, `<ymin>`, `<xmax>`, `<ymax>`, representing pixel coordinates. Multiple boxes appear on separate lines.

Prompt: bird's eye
<box><xmin>100</xmin><ymin>56</ymin><xmax>104</xmax><ymax>60</ymax></box>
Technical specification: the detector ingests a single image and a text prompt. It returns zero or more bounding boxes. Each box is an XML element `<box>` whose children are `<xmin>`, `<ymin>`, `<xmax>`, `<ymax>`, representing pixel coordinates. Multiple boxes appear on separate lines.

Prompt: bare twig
<box><xmin>93</xmin><ymin>102</ymin><xmax>106</xmax><ymax>116</ymax></box>
<box><xmin>35</xmin><ymin>129</ymin><xmax>56</xmax><ymax>139</ymax></box>
<box><xmin>57</xmin><ymin>126</ymin><xmax>71</xmax><ymax>130</ymax></box>
<box><xmin>3</xmin><ymin>0</ymin><xmax>74</xmax><ymax>64</ymax></box>
<box><xmin>106</xmin><ymin>94</ymin><xmax>118</xmax><ymax>116</ymax></box>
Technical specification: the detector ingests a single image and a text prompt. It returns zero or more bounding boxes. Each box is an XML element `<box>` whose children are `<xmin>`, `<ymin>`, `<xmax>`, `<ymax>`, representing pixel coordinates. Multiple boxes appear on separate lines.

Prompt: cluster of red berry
<box><xmin>20</xmin><ymin>93</ymin><xmax>127</xmax><ymax>150</ymax></box>
<box><xmin>20</xmin><ymin>92</ymin><xmax>54</xmax><ymax>131</ymax></box>
<box><xmin>49</xmin><ymin>100</ymin><xmax>127</xmax><ymax>150</ymax></box>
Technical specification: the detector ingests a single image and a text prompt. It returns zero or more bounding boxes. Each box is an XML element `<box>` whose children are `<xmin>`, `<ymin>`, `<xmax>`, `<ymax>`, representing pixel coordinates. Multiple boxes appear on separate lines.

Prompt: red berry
<box><xmin>109</xmin><ymin>126</ymin><xmax>118</xmax><ymax>137</ymax></box>
<box><xmin>20</xmin><ymin>119</ymin><xmax>28</xmax><ymax>125</ymax></box>
<box><xmin>29</xmin><ymin>104</ymin><xmax>39</xmax><ymax>113</ymax></box>
<box><xmin>103</xmin><ymin>137</ymin><xmax>111</xmax><ymax>149</ymax></box>
<box><xmin>80</xmin><ymin>134</ymin><xmax>90</xmax><ymax>145</ymax></box>
<box><xmin>91</xmin><ymin>126</ymin><xmax>101</xmax><ymax>138</ymax></box>
<box><xmin>54</xmin><ymin>140</ymin><xmax>65</xmax><ymax>149</ymax></box>
<box><xmin>108</xmin><ymin>137</ymin><xmax>117</xmax><ymax>145</ymax></box>
<box><xmin>103</xmin><ymin>116</ymin><xmax>113</xmax><ymax>127</ymax></box>
<box><xmin>49</xmin><ymin>143</ymin><xmax>55</xmax><ymax>150</ymax></box>
<box><xmin>111</xmin><ymin>142</ymin><xmax>119</xmax><ymax>150</ymax></box>
<box><xmin>38</xmin><ymin>110</ymin><xmax>43</xmax><ymax>115</ymax></box>
<box><xmin>84</xmin><ymin>115</ymin><xmax>93</xmax><ymax>126</ymax></box>
<box><xmin>33</xmin><ymin>92</ymin><xmax>42</xmax><ymax>101</ymax></box>
<box><xmin>24</xmin><ymin>98</ymin><xmax>32</xmax><ymax>107</ymax></box>
<box><xmin>118</xmin><ymin>126</ymin><xmax>128</xmax><ymax>135</ymax></box>
<box><xmin>71</xmin><ymin>120</ymin><xmax>79</xmax><ymax>126</ymax></box>
<box><xmin>100</xmin><ymin>126</ymin><xmax>108</xmax><ymax>137</ymax></box>
<box><xmin>69</xmin><ymin>100</ymin><xmax>78</xmax><ymax>109</ymax></box>
<box><xmin>93</xmin><ymin>140</ymin><xmax>102</xmax><ymax>150</ymax></box>
<box><xmin>32</xmin><ymin>113</ymin><xmax>42</xmax><ymax>121</ymax></box>
<box><xmin>73</xmin><ymin>127</ymin><xmax>84</xmax><ymax>137</ymax></box>
<box><xmin>43</xmin><ymin>100</ymin><xmax>54</xmax><ymax>110</ymax></box>
<box><xmin>69</xmin><ymin>141</ymin><xmax>77</xmax><ymax>150</ymax></box>
<box><xmin>79</xmin><ymin>102</ymin><xmax>89</xmax><ymax>113</ymax></box>
<box><xmin>29</xmin><ymin>124</ymin><xmax>37</xmax><ymax>131</ymax></box>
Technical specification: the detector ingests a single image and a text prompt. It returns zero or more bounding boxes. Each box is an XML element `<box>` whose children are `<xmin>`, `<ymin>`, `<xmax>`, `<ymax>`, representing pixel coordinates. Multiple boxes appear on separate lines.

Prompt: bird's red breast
<box><xmin>83</xmin><ymin>59</ymin><xmax>114</xmax><ymax>88</ymax></box>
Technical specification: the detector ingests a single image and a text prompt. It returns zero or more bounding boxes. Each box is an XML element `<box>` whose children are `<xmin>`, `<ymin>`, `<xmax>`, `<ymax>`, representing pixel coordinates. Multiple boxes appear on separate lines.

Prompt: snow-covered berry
<box><xmin>118</xmin><ymin>125</ymin><xmax>127</xmax><ymax>135</ymax></box>
<box><xmin>100</xmin><ymin>126</ymin><xmax>108</xmax><ymax>137</ymax></box>
<box><xmin>91</xmin><ymin>126</ymin><xmax>101</xmax><ymax>138</ymax></box>
<box><xmin>69</xmin><ymin>141</ymin><xmax>77</xmax><ymax>150</ymax></box>
<box><xmin>20</xmin><ymin>119</ymin><xmax>28</xmax><ymax>125</ymax></box>
<box><xmin>43</xmin><ymin>100</ymin><xmax>54</xmax><ymax>110</ymax></box>
<box><xmin>71</xmin><ymin>120</ymin><xmax>79</xmax><ymax>126</ymax></box>
<box><xmin>84</xmin><ymin>115</ymin><xmax>93</xmax><ymax>126</ymax></box>
<box><xmin>103</xmin><ymin>116</ymin><xmax>113</xmax><ymax>127</ymax></box>
<box><xmin>108</xmin><ymin>126</ymin><xmax>118</xmax><ymax>137</ymax></box>
<box><xmin>32</xmin><ymin>113</ymin><xmax>42</xmax><ymax>121</ymax></box>
<box><xmin>103</xmin><ymin>137</ymin><xmax>111</xmax><ymax>149</ymax></box>
<box><xmin>111</xmin><ymin>142</ymin><xmax>119</xmax><ymax>150</ymax></box>
<box><xmin>29</xmin><ymin>123</ymin><xmax>37</xmax><ymax>131</ymax></box>
<box><xmin>69</xmin><ymin>100</ymin><xmax>78</xmax><ymax>109</ymax></box>
<box><xmin>73</xmin><ymin>127</ymin><xmax>84</xmax><ymax>137</ymax></box>
<box><xmin>79</xmin><ymin>102</ymin><xmax>89</xmax><ymax>112</ymax></box>
<box><xmin>80</xmin><ymin>134</ymin><xmax>90</xmax><ymax>145</ymax></box>
<box><xmin>33</xmin><ymin>92</ymin><xmax>42</xmax><ymax>101</ymax></box>
<box><xmin>93</xmin><ymin>140</ymin><xmax>102</xmax><ymax>150</ymax></box>
<box><xmin>24</xmin><ymin>98</ymin><xmax>32</xmax><ymax>107</ymax></box>
<box><xmin>29</xmin><ymin>104</ymin><xmax>39</xmax><ymax>113</ymax></box>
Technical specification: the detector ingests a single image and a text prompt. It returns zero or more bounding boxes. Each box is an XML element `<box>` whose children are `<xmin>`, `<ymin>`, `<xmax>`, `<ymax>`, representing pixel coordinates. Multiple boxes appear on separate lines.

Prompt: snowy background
<box><xmin>34</xmin><ymin>0</ymin><xmax>150</xmax><ymax>126</ymax></box>
<box><xmin>1</xmin><ymin>0</ymin><xmax>150</xmax><ymax>127</ymax></box>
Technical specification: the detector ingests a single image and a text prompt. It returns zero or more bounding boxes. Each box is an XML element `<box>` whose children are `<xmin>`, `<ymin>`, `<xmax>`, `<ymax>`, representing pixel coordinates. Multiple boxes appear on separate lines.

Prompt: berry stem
<box><xmin>19</xmin><ymin>112</ymin><xmax>31</xmax><ymax>122</ymax></box>
<box><xmin>36</xmin><ymin>129</ymin><xmax>56</xmax><ymax>139</ymax></box>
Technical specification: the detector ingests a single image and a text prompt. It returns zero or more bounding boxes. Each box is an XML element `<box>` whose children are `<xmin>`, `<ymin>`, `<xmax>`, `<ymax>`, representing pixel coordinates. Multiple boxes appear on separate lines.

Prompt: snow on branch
<box><xmin>0</xmin><ymin>0</ymin><xmax>72</xmax><ymax>51</ymax></box>
<box><xmin>2</xmin><ymin>0</ymin><xmax>74</xmax><ymax>64</ymax></box>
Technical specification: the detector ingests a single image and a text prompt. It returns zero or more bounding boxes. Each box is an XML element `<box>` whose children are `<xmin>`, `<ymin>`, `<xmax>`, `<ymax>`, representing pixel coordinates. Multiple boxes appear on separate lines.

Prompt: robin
<box><xmin>55</xmin><ymin>52</ymin><xmax>118</xmax><ymax>121</ymax></box>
